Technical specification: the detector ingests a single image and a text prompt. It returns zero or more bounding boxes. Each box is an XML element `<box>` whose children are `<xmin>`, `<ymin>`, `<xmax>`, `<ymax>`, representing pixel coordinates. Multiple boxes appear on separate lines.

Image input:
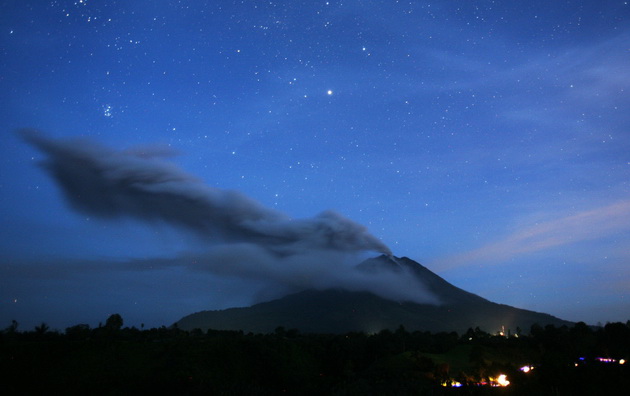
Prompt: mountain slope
<box><xmin>176</xmin><ymin>255</ymin><xmax>572</xmax><ymax>334</ymax></box>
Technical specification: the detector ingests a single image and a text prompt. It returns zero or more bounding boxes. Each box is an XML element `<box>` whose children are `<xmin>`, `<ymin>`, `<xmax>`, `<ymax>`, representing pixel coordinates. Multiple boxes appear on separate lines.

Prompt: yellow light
<box><xmin>620</xmin><ymin>359</ymin><xmax>626</xmax><ymax>365</ymax></box>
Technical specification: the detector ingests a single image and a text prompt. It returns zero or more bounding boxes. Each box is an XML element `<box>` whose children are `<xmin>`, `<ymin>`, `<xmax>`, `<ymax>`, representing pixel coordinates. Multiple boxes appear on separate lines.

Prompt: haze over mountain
<box><xmin>177</xmin><ymin>255</ymin><xmax>572</xmax><ymax>334</ymax></box>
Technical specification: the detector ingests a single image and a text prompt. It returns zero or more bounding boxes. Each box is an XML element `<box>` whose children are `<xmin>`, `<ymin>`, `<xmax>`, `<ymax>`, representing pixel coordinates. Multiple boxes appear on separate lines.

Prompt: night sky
<box><xmin>1</xmin><ymin>0</ymin><xmax>629</xmax><ymax>331</ymax></box>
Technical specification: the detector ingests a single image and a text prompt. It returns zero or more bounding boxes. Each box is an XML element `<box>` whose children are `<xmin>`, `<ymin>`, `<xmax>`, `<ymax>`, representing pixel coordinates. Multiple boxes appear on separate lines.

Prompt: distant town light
<box><xmin>496</xmin><ymin>374</ymin><xmax>510</xmax><ymax>387</ymax></box>
<box><xmin>441</xmin><ymin>381</ymin><xmax>462</xmax><ymax>387</ymax></box>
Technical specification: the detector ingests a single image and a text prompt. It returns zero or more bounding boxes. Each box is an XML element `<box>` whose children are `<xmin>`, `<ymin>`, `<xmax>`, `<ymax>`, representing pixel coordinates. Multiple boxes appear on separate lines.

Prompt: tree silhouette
<box><xmin>6</xmin><ymin>319</ymin><xmax>19</xmax><ymax>333</ymax></box>
<box><xmin>105</xmin><ymin>314</ymin><xmax>123</xmax><ymax>331</ymax></box>
<box><xmin>34</xmin><ymin>322</ymin><xmax>49</xmax><ymax>335</ymax></box>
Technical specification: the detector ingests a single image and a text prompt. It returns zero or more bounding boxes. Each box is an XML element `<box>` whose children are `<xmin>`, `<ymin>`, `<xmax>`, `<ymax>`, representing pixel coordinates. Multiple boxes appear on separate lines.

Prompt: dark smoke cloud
<box><xmin>20</xmin><ymin>129</ymin><xmax>391</xmax><ymax>256</ymax></box>
<box><xmin>20</xmin><ymin>130</ymin><xmax>439</xmax><ymax>305</ymax></box>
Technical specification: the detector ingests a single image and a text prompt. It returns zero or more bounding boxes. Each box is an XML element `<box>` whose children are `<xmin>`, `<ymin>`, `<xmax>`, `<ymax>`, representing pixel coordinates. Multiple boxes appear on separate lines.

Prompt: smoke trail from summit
<box><xmin>20</xmin><ymin>129</ymin><xmax>392</xmax><ymax>257</ymax></box>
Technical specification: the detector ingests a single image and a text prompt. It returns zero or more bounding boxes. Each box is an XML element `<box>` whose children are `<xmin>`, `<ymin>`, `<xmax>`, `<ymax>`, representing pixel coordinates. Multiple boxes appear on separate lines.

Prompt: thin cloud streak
<box><xmin>436</xmin><ymin>200</ymin><xmax>630</xmax><ymax>271</ymax></box>
<box><xmin>129</xmin><ymin>245</ymin><xmax>440</xmax><ymax>305</ymax></box>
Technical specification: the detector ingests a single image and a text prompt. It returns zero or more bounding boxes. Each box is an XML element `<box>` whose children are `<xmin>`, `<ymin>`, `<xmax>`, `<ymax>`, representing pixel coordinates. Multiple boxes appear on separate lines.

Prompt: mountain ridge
<box><xmin>176</xmin><ymin>255</ymin><xmax>572</xmax><ymax>334</ymax></box>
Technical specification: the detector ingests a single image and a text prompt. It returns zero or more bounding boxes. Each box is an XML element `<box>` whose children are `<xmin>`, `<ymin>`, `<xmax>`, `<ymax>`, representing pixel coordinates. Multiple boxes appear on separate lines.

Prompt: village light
<box><xmin>488</xmin><ymin>374</ymin><xmax>510</xmax><ymax>387</ymax></box>
<box><xmin>496</xmin><ymin>374</ymin><xmax>510</xmax><ymax>387</ymax></box>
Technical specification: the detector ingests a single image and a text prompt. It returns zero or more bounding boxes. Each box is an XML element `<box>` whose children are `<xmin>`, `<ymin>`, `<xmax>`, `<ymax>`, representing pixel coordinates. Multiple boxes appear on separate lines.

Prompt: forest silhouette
<box><xmin>2</xmin><ymin>315</ymin><xmax>629</xmax><ymax>394</ymax></box>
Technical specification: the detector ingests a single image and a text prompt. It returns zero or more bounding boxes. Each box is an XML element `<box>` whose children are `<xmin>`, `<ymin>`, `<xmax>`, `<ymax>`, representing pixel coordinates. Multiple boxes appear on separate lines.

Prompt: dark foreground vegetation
<box><xmin>2</xmin><ymin>316</ymin><xmax>629</xmax><ymax>395</ymax></box>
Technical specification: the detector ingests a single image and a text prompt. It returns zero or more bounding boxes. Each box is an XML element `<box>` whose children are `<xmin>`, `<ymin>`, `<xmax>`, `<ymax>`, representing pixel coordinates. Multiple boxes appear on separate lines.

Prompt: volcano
<box><xmin>175</xmin><ymin>255</ymin><xmax>572</xmax><ymax>334</ymax></box>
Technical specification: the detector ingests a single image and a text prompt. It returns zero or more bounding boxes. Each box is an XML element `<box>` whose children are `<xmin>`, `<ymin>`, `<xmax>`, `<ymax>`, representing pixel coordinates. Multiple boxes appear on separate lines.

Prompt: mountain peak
<box><xmin>356</xmin><ymin>254</ymin><xmax>403</xmax><ymax>273</ymax></box>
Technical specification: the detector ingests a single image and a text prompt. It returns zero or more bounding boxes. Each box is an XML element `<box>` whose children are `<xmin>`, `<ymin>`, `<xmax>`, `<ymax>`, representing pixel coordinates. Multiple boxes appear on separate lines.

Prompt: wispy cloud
<box><xmin>436</xmin><ymin>200</ymin><xmax>630</xmax><ymax>271</ymax></box>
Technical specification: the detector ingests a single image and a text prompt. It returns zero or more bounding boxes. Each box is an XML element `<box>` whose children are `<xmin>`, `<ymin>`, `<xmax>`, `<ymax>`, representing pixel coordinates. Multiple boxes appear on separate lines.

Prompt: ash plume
<box><xmin>19</xmin><ymin>130</ymin><xmax>441</xmax><ymax>305</ymax></box>
<box><xmin>20</xmin><ymin>129</ymin><xmax>391</xmax><ymax>257</ymax></box>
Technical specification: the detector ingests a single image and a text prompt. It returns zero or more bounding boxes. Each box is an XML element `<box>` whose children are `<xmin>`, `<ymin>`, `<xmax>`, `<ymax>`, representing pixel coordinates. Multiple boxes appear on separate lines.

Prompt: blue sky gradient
<box><xmin>1</xmin><ymin>0</ymin><xmax>629</xmax><ymax>330</ymax></box>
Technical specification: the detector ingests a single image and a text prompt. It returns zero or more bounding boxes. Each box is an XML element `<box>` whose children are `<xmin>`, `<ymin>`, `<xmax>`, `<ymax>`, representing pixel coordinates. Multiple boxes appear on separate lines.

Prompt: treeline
<box><xmin>1</xmin><ymin>316</ymin><xmax>629</xmax><ymax>395</ymax></box>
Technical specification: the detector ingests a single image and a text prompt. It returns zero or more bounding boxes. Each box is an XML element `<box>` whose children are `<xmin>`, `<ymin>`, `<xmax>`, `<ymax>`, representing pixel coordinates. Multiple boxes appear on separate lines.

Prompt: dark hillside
<box><xmin>177</xmin><ymin>256</ymin><xmax>572</xmax><ymax>334</ymax></box>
